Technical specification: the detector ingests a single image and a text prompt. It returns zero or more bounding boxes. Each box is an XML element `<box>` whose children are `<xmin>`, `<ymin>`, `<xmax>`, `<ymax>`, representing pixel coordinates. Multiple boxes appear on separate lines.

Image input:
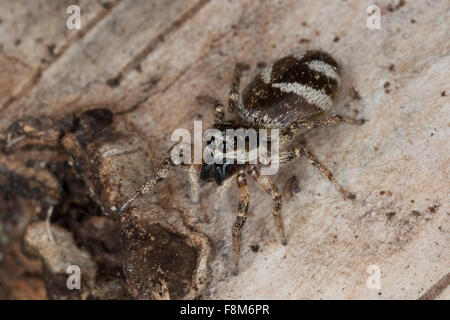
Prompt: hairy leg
<box><xmin>116</xmin><ymin>140</ymin><xmax>204</xmax><ymax>214</ymax></box>
<box><xmin>228</xmin><ymin>64</ymin><xmax>243</xmax><ymax>113</ymax></box>
<box><xmin>248</xmin><ymin>166</ymin><xmax>287</xmax><ymax>245</ymax></box>
<box><xmin>116</xmin><ymin>156</ymin><xmax>173</xmax><ymax>214</ymax></box>
<box><xmin>278</xmin><ymin>115</ymin><xmax>364</xmax><ymax>149</ymax></box>
<box><xmin>279</xmin><ymin>123</ymin><xmax>298</xmax><ymax>149</ymax></box>
<box><xmin>279</xmin><ymin>147</ymin><xmax>356</xmax><ymax>199</ymax></box>
<box><xmin>232</xmin><ymin>169</ymin><xmax>250</xmax><ymax>273</ymax></box>
<box><xmin>296</xmin><ymin>114</ymin><xmax>365</xmax><ymax>130</ymax></box>
<box><xmin>214</xmin><ymin>101</ymin><xmax>225</xmax><ymax>124</ymax></box>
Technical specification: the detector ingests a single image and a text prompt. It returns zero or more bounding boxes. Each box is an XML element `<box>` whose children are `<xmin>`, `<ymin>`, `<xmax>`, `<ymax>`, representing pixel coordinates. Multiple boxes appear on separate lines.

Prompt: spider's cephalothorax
<box><xmin>116</xmin><ymin>50</ymin><xmax>364</xmax><ymax>273</ymax></box>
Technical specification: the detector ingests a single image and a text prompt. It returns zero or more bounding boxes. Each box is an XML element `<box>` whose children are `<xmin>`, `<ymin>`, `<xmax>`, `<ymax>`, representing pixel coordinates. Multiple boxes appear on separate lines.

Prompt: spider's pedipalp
<box><xmin>188</xmin><ymin>164</ymin><xmax>200</xmax><ymax>203</ymax></box>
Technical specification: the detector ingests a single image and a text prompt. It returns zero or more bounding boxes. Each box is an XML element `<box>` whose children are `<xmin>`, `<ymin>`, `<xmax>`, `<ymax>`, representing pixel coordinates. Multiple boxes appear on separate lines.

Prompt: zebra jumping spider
<box><xmin>116</xmin><ymin>50</ymin><xmax>365</xmax><ymax>273</ymax></box>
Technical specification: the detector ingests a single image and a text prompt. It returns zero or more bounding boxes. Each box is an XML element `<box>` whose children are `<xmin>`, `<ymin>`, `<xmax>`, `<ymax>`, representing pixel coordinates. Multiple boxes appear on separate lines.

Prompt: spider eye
<box><xmin>221</xmin><ymin>141</ymin><xmax>227</xmax><ymax>152</ymax></box>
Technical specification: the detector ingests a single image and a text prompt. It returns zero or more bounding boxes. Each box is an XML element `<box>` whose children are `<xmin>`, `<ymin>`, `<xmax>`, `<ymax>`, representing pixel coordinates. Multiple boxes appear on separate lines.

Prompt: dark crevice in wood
<box><xmin>1</xmin><ymin>67</ymin><xmax>42</xmax><ymax>111</ymax></box>
<box><xmin>418</xmin><ymin>272</ymin><xmax>450</xmax><ymax>300</ymax></box>
<box><xmin>116</xmin><ymin>53</ymin><xmax>197</xmax><ymax>116</ymax></box>
<box><xmin>115</xmin><ymin>26</ymin><xmax>231</xmax><ymax>117</ymax></box>
<box><xmin>115</xmin><ymin>0</ymin><xmax>211</xmax><ymax>81</ymax></box>
<box><xmin>159</xmin><ymin>64</ymin><xmax>192</xmax><ymax>95</ymax></box>
<box><xmin>114</xmin><ymin>97</ymin><xmax>148</xmax><ymax>116</ymax></box>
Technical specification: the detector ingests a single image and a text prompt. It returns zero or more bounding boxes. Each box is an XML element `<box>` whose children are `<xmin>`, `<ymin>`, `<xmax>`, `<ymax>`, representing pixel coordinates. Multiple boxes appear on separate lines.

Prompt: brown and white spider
<box><xmin>115</xmin><ymin>50</ymin><xmax>364</xmax><ymax>273</ymax></box>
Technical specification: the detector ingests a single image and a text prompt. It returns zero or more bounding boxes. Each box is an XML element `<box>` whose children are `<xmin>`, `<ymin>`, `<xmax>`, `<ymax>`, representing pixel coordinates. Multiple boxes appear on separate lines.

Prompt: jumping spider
<box><xmin>116</xmin><ymin>50</ymin><xmax>365</xmax><ymax>273</ymax></box>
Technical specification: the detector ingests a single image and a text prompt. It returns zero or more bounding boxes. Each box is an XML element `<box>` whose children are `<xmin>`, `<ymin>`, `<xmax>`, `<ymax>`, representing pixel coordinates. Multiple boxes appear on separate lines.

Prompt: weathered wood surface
<box><xmin>0</xmin><ymin>0</ymin><xmax>449</xmax><ymax>299</ymax></box>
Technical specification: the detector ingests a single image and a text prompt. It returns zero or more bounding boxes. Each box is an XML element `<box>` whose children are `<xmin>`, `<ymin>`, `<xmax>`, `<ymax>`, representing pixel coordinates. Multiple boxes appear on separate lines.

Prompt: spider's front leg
<box><xmin>232</xmin><ymin>169</ymin><xmax>250</xmax><ymax>273</ymax></box>
<box><xmin>116</xmin><ymin>143</ymin><xmax>201</xmax><ymax>214</ymax></box>
<box><xmin>116</xmin><ymin>156</ymin><xmax>174</xmax><ymax>214</ymax></box>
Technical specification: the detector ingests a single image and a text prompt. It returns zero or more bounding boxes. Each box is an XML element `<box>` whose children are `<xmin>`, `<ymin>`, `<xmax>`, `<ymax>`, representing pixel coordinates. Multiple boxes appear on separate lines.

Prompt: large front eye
<box><xmin>221</xmin><ymin>137</ymin><xmax>238</xmax><ymax>153</ymax></box>
<box><xmin>221</xmin><ymin>141</ymin><xmax>227</xmax><ymax>152</ymax></box>
<box><xmin>214</xmin><ymin>164</ymin><xmax>226</xmax><ymax>185</ymax></box>
<box><xmin>205</xmin><ymin>137</ymin><xmax>215</xmax><ymax>157</ymax></box>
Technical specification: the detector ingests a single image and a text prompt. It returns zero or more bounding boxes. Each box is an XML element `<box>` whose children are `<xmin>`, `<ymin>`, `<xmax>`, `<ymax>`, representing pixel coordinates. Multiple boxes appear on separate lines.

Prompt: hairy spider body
<box><xmin>116</xmin><ymin>50</ymin><xmax>364</xmax><ymax>273</ymax></box>
<box><xmin>239</xmin><ymin>51</ymin><xmax>340</xmax><ymax>129</ymax></box>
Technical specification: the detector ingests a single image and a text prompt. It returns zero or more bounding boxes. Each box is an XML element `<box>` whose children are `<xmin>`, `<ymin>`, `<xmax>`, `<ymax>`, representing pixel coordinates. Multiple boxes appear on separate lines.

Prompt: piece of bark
<box><xmin>24</xmin><ymin>222</ymin><xmax>97</xmax><ymax>300</ymax></box>
<box><xmin>0</xmin><ymin>152</ymin><xmax>61</xmax><ymax>205</ymax></box>
<box><xmin>23</xmin><ymin>220</ymin><xmax>128</xmax><ymax>300</ymax></box>
<box><xmin>61</xmin><ymin>111</ymin><xmax>210</xmax><ymax>299</ymax></box>
<box><xmin>0</xmin><ymin>195</ymin><xmax>46</xmax><ymax>299</ymax></box>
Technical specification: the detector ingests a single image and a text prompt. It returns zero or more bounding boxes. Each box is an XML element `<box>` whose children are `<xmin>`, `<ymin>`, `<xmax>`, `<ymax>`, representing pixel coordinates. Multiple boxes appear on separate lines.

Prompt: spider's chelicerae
<box><xmin>116</xmin><ymin>50</ymin><xmax>364</xmax><ymax>273</ymax></box>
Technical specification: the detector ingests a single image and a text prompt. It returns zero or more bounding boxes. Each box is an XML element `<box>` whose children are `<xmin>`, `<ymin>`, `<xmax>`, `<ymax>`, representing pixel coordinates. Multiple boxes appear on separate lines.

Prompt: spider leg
<box><xmin>116</xmin><ymin>140</ymin><xmax>203</xmax><ymax>213</ymax></box>
<box><xmin>248</xmin><ymin>166</ymin><xmax>287</xmax><ymax>245</ymax></box>
<box><xmin>279</xmin><ymin>147</ymin><xmax>356</xmax><ymax>199</ymax></box>
<box><xmin>228</xmin><ymin>63</ymin><xmax>243</xmax><ymax>114</ymax></box>
<box><xmin>232</xmin><ymin>169</ymin><xmax>250</xmax><ymax>273</ymax></box>
<box><xmin>279</xmin><ymin>123</ymin><xmax>298</xmax><ymax>149</ymax></box>
<box><xmin>213</xmin><ymin>102</ymin><xmax>225</xmax><ymax>124</ymax></box>
<box><xmin>116</xmin><ymin>156</ymin><xmax>173</xmax><ymax>214</ymax></box>
<box><xmin>295</xmin><ymin>114</ymin><xmax>365</xmax><ymax>130</ymax></box>
<box><xmin>277</xmin><ymin>114</ymin><xmax>364</xmax><ymax>149</ymax></box>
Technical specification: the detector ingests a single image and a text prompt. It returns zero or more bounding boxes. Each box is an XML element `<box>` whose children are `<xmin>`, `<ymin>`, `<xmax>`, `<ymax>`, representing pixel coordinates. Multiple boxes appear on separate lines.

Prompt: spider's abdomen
<box><xmin>239</xmin><ymin>50</ymin><xmax>341</xmax><ymax>129</ymax></box>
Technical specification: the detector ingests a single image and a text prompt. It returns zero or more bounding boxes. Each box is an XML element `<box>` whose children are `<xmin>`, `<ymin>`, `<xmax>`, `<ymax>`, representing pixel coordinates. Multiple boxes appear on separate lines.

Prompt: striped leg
<box><xmin>296</xmin><ymin>115</ymin><xmax>365</xmax><ymax>130</ymax></box>
<box><xmin>278</xmin><ymin>115</ymin><xmax>364</xmax><ymax>149</ymax></box>
<box><xmin>279</xmin><ymin>147</ymin><xmax>356</xmax><ymax>199</ymax></box>
<box><xmin>116</xmin><ymin>157</ymin><xmax>173</xmax><ymax>214</ymax></box>
<box><xmin>116</xmin><ymin>141</ymin><xmax>203</xmax><ymax>214</ymax></box>
<box><xmin>248</xmin><ymin>166</ymin><xmax>287</xmax><ymax>245</ymax></box>
<box><xmin>232</xmin><ymin>170</ymin><xmax>250</xmax><ymax>273</ymax></box>
<box><xmin>228</xmin><ymin>64</ymin><xmax>242</xmax><ymax>113</ymax></box>
<box><xmin>279</xmin><ymin>123</ymin><xmax>298</xmax><ymax>149</ymax></box>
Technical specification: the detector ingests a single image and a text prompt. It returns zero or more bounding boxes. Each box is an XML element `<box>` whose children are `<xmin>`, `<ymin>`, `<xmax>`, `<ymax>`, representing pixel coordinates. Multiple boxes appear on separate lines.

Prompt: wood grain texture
<box><xmin>0</xmin><ymin>0</ymin><xmax>448</xmax><ymax>299</ymax></box>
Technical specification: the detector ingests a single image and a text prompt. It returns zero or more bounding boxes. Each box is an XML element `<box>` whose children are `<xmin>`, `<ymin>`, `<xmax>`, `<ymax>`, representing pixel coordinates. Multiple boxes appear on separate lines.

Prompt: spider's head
<box><xmin>199</xmin><ymin>162</ymin><xmax>236</xmax><ymax>185</ymax></box>
<box><xmin>199</xmin><ymin>133</ymin><xmax>238</xmax><ymax>185</ymax></box>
